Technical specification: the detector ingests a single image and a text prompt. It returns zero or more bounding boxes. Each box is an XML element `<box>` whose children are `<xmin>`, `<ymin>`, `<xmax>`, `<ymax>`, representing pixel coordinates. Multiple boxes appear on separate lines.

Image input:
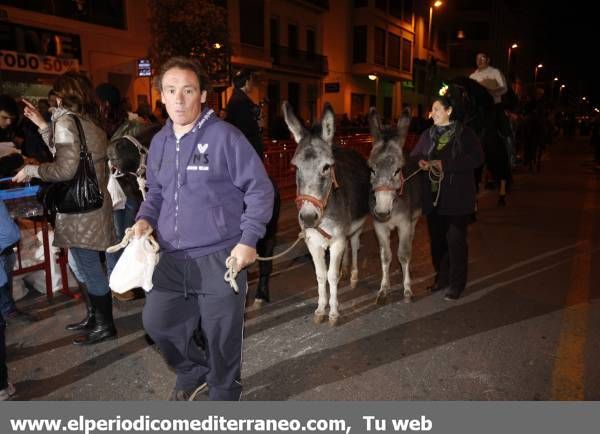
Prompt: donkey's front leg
<box><xmin>349</xmin><ymin>228</ymin><xmax>363</xmax><ymax>289</ymax></box>
<box><xmin>327</xmin><ymin>237</ymin><xmax>347</xmax><ymax>326</ymax></box>
<box><xmin>305</xmin><ymin>233</ymin><xmax>328</xmax><ymax>324</ymax></box>
<box><xmin>397</xmin><ymin>216</ymin><xmax>419</xmax><ymax>303</ymax></box>
<box><xmin>373</xmin><ymin>221</ymin><xmax>392</xmax><ymax>305</ymax></box>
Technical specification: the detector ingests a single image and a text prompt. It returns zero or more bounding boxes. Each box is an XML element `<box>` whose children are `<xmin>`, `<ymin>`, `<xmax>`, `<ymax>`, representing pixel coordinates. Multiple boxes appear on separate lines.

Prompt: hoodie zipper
<box><xmin>175</xmin><ymin>137</ymin><xmax>181</xmax><ymax>248</ymax></box>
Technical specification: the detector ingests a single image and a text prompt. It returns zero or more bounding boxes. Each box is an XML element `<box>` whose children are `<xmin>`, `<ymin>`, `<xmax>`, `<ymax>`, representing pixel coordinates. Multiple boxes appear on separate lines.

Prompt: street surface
<box><xmin>6</xmin><ymin>136</ymin><xmax>599</xmax><ymax>400</ymax></box>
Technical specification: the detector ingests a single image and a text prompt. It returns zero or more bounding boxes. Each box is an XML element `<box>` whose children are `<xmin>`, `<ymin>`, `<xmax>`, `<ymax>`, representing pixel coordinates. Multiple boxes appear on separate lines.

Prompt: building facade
<box><xmin>0</xmin><ymin>0</ymin><xmax>153</xmax><ymax>110</ymax></box>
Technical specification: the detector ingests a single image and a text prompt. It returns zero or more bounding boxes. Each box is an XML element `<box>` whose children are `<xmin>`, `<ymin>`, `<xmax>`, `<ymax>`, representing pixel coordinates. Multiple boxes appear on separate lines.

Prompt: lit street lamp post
<box><xmin>534</xmin><ymin>63</ymin><xmax>543</xmax><ymax>96</ymax></box>
<box><xmin>369</xmin><ymin>73</ymin><xmax>379</xmax><ymax>111</ymax></box>
<box><xmin>559</xmin><ymin>84</ymin><xmax>566</xmax><ymax>106</ymax></box>
<box><xmin>427</xmin><ymin>1</ymin><xmax>443</xmax><ymax>53</ymax></box>
<box><xmin>507</xmin><ymin>43</ymin><xmax>518</xmax><ymax>78</ymax></box>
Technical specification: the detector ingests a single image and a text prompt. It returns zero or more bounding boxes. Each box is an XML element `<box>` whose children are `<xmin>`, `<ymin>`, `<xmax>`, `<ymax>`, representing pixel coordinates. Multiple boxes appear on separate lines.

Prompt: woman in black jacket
<box><xmin>410</xmin><ymin>95</ymin><xmax>484</xmax><ymax>300</ymax></box>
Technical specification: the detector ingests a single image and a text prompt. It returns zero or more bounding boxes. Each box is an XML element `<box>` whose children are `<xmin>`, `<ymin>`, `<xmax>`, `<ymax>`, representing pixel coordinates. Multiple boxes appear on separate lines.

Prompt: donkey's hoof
<box><xmin>314</xmin><ymin>313</ymin><xmax>327</xmax><ymax>324</ymax></box>
<box><xmin>328</xmin><ymin>315</ymin><xmax>340</xmax><ymax>327</ymax></box>
<box><xmin>403</xmin><ymin>294</ymin><xmax>412</xmax><ymax>303</ymax></box>
<box><xmin>350</xmin><ymin>271</ymin><xmax>359</xmax><ymax>289</ymax></box>
<box><xmin>375</xmin><ymin>292</ymin><xmax>387</xmax><ymax>305</ymax></box>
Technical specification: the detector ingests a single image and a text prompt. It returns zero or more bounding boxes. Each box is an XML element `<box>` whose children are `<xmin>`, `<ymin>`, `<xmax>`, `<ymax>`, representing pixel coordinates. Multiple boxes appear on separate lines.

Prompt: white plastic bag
<box><xmin>108</xmin><ymin>230</ymin><xmax>159</xmax><ymax>293</ymax></box>
<box><xmin>22</xmin><ymin>230</ymin><xmax>75</xmax><ymax>294</ymax></box>
<box><xmin>107</xmin><ymin>173</ymin><xmax>126</xmax><ymax>210</ymax></box>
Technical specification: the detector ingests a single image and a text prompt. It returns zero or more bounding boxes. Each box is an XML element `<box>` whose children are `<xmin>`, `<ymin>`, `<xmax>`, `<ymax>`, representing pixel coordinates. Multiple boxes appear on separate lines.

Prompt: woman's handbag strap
<box><xmin>69</xmin><ymin>114</ymin><xmax>89</xmax><ymax>154</ymax></box>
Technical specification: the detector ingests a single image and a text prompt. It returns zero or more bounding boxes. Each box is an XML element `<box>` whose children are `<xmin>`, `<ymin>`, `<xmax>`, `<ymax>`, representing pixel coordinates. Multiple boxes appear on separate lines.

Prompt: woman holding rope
<box><xmin>409</xmin><ymin>94</ymin><xmax>483</xmax><ymax>301</ymax></box>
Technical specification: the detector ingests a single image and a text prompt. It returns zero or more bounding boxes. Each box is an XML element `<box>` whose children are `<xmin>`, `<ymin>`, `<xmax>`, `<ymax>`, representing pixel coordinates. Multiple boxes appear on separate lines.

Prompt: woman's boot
<box><xmin>73</xmin><ymin>293</ymin><xmax>117</xmax><ymax>345</ymax></box>
<box><xmin>65</xmin><ymin>284</ymin><xmax>95</xmax><ymax>331</ymax></box>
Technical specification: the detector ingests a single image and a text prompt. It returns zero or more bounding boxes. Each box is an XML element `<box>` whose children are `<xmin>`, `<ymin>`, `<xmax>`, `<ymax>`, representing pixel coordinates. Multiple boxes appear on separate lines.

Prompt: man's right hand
<box><xmin>132</xmin><ymin>219</ymin><xmax>152</xmax><ymax>238</ymax></box>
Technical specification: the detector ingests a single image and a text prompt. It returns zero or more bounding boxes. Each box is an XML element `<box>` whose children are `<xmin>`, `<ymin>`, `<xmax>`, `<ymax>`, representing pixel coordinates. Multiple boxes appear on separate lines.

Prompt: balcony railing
<box><xmin>271</xmin><ymin>45</ymin><xmax>328</xmax><ymax>75</ymax></box>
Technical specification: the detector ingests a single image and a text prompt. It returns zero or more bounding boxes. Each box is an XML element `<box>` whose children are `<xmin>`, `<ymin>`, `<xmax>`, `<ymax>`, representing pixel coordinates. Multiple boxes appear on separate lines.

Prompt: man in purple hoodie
<box><xmin>133</xmin><ymin>57</ymin><xmax>274</xmax><ymax>401</ymax></box>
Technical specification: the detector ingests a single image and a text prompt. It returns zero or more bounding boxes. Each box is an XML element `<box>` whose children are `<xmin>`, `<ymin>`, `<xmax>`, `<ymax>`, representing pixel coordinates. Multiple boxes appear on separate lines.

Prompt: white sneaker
<box><xmin>0</xmin><ymin>383</ymin><xmax>16</xmax><ymax>400</ymax></box>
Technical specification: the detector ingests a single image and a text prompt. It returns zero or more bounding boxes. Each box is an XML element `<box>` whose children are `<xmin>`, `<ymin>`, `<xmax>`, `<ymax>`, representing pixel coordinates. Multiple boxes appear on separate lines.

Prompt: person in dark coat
<box><xmin>225</xmin><ymin>69</ymin><xmax>281</xmax><ymax>304</ymax></box>
<box><xmin>410</xmin><ymin>95</ymin><xmax>484</xmax><ymax>300</ymax></box>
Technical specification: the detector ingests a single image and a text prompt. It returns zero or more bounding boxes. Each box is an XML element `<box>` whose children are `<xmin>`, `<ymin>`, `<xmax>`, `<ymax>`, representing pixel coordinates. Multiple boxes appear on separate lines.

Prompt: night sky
<box><xmin>532</xmin><ymin>2</ymin><xmax>599</xmax><ymax>106</ymax></box>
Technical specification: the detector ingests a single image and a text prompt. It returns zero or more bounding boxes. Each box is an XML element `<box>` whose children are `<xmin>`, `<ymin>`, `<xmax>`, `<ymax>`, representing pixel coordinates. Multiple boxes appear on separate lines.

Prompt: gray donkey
<box><xmin>283</xmin><ymin>101</ymin><xmax>371</xmax><ymax>326</ymax></box>
<box><xmin>368</xmin><ymin>107</ymin><xmax>422</xmax><ymax>304</ymax></box>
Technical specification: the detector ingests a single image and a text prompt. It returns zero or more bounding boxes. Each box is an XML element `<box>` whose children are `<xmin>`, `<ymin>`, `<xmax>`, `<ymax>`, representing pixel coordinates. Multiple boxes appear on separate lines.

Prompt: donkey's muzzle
<box><xmin>373</xmin><ymin>209</ymin><xmax>392</xmax><ymax>222</ymax></box>
<box><xmin>299</xmin><ymin>209</ymin><xmax>319</xmax><ymax>228</ymax></box>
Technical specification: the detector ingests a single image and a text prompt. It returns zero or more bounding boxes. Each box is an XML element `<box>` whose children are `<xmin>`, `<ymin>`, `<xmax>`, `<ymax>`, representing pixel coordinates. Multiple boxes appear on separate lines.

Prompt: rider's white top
<box><xmin>470</xmin><ymin>66</ymin><xmax>507</xmax><ymax>104</ymax></box>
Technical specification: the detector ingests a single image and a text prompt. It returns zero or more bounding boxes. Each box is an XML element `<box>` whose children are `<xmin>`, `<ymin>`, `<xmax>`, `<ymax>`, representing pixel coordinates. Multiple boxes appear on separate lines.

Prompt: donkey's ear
<box><xmin>320</xmin><ymin>103</ymin><xmax>335</xmax><ymax>144</ymax></box>
<box><xmin>397</xmin><ymin>107</ymin><xmax>411</xmax><ymax>137</ymax></box>
<box><xmin>368</xmin><ymin>107</ymin><xmax>382</xmax><ymax>142</ymax></box>
<box><xmin>282</xmin><ymin>101</ymin><xmax>305</xmax><ymax>143</ymax></box>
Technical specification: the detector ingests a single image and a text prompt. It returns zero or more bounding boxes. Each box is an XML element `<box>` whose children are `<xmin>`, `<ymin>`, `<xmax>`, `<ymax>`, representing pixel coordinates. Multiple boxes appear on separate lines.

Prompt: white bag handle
<box><xmin>106</xmin><ymin>227</ymin><xmax>158</xmax><ymax>253</ymax></box>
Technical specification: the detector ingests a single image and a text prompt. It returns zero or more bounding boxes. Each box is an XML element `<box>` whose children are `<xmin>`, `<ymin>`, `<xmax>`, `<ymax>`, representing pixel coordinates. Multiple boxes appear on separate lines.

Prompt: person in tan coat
<box><xmin>13</xmin><ymin>71</ymin><xmax>117</xmax><ymax>345</ymax></box>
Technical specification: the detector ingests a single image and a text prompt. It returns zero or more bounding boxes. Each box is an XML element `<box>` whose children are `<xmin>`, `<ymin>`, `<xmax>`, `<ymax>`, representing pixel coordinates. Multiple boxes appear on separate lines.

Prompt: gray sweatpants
<box><xmin>142</xmin><ymin>248</ymin><xmax>247</xmax><ymax>401</ymax></box>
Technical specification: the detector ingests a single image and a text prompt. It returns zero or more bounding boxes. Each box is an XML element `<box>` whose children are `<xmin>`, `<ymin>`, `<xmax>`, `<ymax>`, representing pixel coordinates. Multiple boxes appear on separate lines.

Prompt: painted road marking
<box><xmin>551</xmin><ymin>175</ymin><xmax>598</xmax><ymax>399</ymax></box>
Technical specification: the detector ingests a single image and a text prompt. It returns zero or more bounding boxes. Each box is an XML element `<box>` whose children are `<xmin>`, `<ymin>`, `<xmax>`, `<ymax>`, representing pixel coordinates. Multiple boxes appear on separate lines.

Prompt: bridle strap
<box><xmin>372</xmin><ymin>171</ymin><xmax>405</xmax><ymax>197</ymax></box>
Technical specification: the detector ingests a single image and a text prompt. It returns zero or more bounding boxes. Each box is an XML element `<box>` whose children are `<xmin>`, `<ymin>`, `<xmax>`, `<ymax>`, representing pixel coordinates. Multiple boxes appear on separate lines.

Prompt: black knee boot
<box><xmin>65</xmin><ymin>284</ymin><xmax>95</xmax><ymax>331</ymax></box>
<box><xmin>255</xmin><ymin>275</ymin><xmax>270</xmax><ymax>303</ymax></box>
<box><xmin>73</xmin><ymin>293</ymin><xmax>117</xmax><ymax>345</ymax></box>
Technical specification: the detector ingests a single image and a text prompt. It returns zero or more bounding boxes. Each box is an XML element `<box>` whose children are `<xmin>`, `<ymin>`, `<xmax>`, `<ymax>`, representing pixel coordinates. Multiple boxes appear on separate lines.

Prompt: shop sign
<box><xmin>324</xmin><ymin>82</ymin><xmax>340</xmax><ymax>93</ymax></box>
<box><xmin>137</xmin><ymin>59</ymin><xmax>152</xmax><ymax>77</ymax></box>
<box><xmin>0</xmin><ymin>50</ymin><xmax>79</xmax><ymax>75</ymax></box>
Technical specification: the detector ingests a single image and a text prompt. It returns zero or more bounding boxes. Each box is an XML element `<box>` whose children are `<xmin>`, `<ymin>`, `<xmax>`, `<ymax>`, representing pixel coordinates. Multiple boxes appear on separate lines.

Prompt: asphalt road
<box><xmin>5</xmin><ymin>135</ymin><xmax>599</xmax><ymax>401</ymax></box>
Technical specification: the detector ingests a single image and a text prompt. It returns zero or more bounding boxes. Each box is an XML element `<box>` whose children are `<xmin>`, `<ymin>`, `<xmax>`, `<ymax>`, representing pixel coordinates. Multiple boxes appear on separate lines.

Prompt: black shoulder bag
<box><xmin>40</xmin><ymin>115</ymin><xmax>104</xmax><ymax>214</ymax></box>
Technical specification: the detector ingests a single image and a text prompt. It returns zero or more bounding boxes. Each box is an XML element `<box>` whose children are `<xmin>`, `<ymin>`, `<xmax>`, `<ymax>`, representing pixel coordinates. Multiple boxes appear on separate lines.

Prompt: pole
<box><xmin>375</xmin><ymin>76</ymin><xmax>379</xmax><ymax>112</ymax></box>
<box><xmin>148</xmin><ymin>76</ymin><xmax>153</xmax><ymax>111</ymax></box>
<box><xmin>427</xmin><ymin>7</ymin><xmax>433</xmax><ymax>52</ymax></box>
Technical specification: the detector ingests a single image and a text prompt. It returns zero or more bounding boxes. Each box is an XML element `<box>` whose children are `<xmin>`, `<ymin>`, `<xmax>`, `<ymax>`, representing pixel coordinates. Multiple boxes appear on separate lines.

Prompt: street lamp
<box><xmin>507</xmin><ymin>43</ymin><xmax>518</xmax><ymax>68</ymax></box>
<box><xmin>427</xmin><ymin>1</ymin><xmax>443</xmax><ymax>52</ymax></box>
<box><xmin>369</xmin><ymin>73</ymin><xmax>379</xmax><ymax>110</ymax></box>
<box><xmin>534</xmin><ymin>63</ymin><xmax>543</xmax><ymax>91</ymax></box>
<box><xmin>507</xmin><ymin>43</ymin><xmax>518</xmax><ymax>86</ymax></box>
<box><xmin>559</xmin><ymin>84</ymin><xmax>566</xmax><ymax>105</ymax></box>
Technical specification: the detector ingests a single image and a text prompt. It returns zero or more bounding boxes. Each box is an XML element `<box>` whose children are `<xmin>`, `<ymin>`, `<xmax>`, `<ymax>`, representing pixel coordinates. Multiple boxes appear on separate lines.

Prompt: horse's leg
<box><xmin>349</xmin><ymin>228</ymin><xmax>362</xmax><ymax>289</ymax></box>
<box><xmin>327</xmin><ymin>237</ymin><xmax>346</xmax><ymax>326</ymax></box>
<box><xmin>373</xmin><ymin>221</ymin><xmax>392</xmax><ymax>305</ymax></box>
<box><xmin>397</xmin><ymin>214</ymin><xmax>419</xmax><ymax>303</ymax></box>
<box><xmin>305</xmin><ymin>234</ymin><xmax>328</xmax><ymax>324</ymax></box>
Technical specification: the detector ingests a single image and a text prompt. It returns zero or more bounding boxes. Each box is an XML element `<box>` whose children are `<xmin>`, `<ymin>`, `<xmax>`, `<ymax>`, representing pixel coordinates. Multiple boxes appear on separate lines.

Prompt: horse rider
<box><xmin>469</xmin><ymin>52</ymin><xmax>512</xmax><ymax>206</ymax></box>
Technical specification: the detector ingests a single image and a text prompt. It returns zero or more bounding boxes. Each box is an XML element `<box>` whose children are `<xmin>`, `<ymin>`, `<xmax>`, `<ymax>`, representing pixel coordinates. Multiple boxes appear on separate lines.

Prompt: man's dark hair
<box><xmin>232</xmin><ymin>69</ymin><xmax>254</xmax><ymax>89</ymax></box>
<box><xmin>155</xmin><ymin>56</ymin><xmax>210</xmax><ymax>92</ymax></box>
<box><xmin>0</xmin><ymin>94</ymin><xmax>18</xmax><ymax>117</ymax></box>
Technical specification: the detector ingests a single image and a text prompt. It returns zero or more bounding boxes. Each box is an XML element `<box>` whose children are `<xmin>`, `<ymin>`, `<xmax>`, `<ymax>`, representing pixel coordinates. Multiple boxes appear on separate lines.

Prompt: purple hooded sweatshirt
<box><xmin>136</xmin><ymin>108</ymin><xmax>274</xmax><ymax>258</ymax></box>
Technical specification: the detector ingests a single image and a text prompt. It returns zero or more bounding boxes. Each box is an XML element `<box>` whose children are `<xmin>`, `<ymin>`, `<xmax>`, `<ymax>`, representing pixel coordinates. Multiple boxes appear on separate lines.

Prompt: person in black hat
<box><xmin>225</xmin><ymin>70</ymin><xmax>280</xmax><ymax>305</ymax></box>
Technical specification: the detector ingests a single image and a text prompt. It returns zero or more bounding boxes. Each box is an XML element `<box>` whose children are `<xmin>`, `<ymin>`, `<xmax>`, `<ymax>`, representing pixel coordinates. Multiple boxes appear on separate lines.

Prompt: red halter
<box><xmin>372</xmin><ymin>171</ymin><xmax>405</xmax><ymax>197</ymax></box>
<box><xmin>294</xmin><ymin>166</ymin><xmax>340</xmax><ymax>214</ymax></box>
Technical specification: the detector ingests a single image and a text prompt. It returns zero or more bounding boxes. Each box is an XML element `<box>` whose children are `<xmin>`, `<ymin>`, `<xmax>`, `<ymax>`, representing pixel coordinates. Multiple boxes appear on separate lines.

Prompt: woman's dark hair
<box><xmin>431</xmin><ymin>95</ymin><xmax>456</xmax><ymax>121</ymax></box>
<box><xmin>232</xmin><ymin>69</ymin><xmax>254</xmax><ymax>89</ymax></box>
<box><xmin>155</xmin><ymin>56</ymin><xmax>210</xmax><ymax>92</ymax></box>
<box><xmin>52</xmin><ymin>71</ymin><xmax>101</xmax><ymax>125</ymax></box>
<box><xmin>96</xmin><ymin>83</ymin><xmax>128</xmax><ymax>137</ymax></box>
<box><xmin>0</xmin><ymin>94</ymin><xmax>18</xmax><ymax>117</ymax></box>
